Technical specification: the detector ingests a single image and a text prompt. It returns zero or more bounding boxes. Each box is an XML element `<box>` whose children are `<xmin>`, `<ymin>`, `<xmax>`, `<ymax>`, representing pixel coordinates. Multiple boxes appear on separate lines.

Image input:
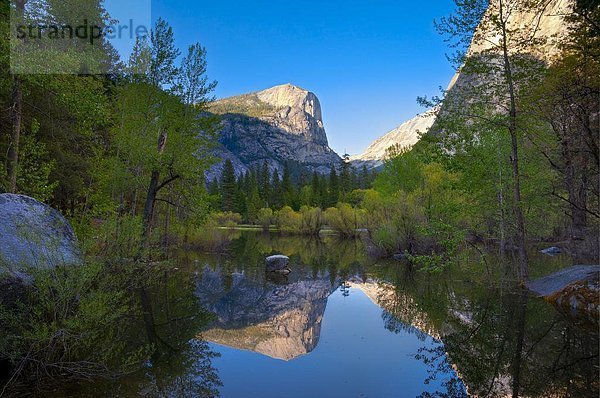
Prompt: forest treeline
<box><xmin>209</xmin><ymin>159</ymin><xmax>376</xmax><ymax>216</ymax></box>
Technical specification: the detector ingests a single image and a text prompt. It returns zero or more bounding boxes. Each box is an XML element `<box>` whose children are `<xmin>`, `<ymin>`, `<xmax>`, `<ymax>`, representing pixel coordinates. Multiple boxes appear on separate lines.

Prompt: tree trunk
<box><xmin>7</xmin><ymin>78</ymin><xmax>23</xmax><ymax>193</ymax></box>
<box><xmin>137</xmin><ymin>130</ymin><xmax>168</xmax><ymax>259</ymax></box>
<box><xmin>499</xmin><ymin>5</ymin><xmax>528</xmax><ymax>280</ymax></box>
<box><xmin>139</xmin><ymin>170</ymin><xmax>160</xmax><ymax>256</ymax></box>
<box><xmin>138</xmin><ymin>287</ymin><xmax>157</xmax><ymax>346</ymax></box>
<box><xmin>7</xmin><ymin>0</ymin><xmax>27</xmax><ymax>193</ymax></box>
<box><xmin>511</xmin><ymin>290</ymin><xmax>528</xmax><ymax>398</ymax></box>
<box><xmin>564</xmin><ymin>136</ymin><xmax>591</xmax><ymax>263</ymax></box>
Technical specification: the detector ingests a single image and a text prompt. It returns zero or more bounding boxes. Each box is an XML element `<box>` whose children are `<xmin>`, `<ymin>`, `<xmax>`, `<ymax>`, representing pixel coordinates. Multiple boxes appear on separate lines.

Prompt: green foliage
<box><xmin>369</xmin><ymin>191</ymin><xmax>427</xmax><ymax>255</ymax></box>
<box><xmin>208</xmin><ymin>211</ymin><xmax>242</xmax><ymax>228</ymax></box>
<box><xmin>257</xmin><ymin>208</ymin><xmax>273</xmax><ymax>232</ymax></box>
<box><xmin>0</xmin><ymin>262</ymin><xmax>153</xmax><ymax>388</ymax></box>
<box><xmin>274</xmin><ymin>206</ymin><xmax>301</xmax><ymax>233</ymax></box>
<box><xmin>220</xmin><ymin>160</ymin><xmax>237</xmax><ymax>212</ymax></box>
<box><xmin>15</xmin><ymin>120</ymin><xmax>58</xmax><ymax>202</ymax></box>
<box><xmin>408</xmin><ymin>221</ymin><xmax>466</xmax><ymax>274</ymax></box>
<box><xmin>324</xmin><ymin>203</ymin><xmax>365</xmax><ymax>238</ymax></box>
<box><xmin>374</xmin><ymin>145</ymin><xmax>424</xmax><ymax>195</ymax></box>
<box><xmin>299</xmin><ymin>206</ymin><xmax>324</xmax><ymax>236</ymax></box>
<box><xmin>74</xmin><ymin>214</ymin><xmax>143</xmax><ymax>259</ymax></box>
<box><xmin>182</xmin><ymin>219</ymin><xmax>239</xmax><ymax>252</ymax></box>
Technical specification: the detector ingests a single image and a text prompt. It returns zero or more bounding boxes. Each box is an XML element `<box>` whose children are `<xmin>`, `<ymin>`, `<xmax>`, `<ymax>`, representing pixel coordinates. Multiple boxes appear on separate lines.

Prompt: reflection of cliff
<box><xmin>196</xmin><ymin>267</ymin><xmax>337</xmax><ymax>360</ymax></box>
<box><xmin>348</xmin><ymin>279</ymin><xmax>441</xmax><ymax>340</ymax></box>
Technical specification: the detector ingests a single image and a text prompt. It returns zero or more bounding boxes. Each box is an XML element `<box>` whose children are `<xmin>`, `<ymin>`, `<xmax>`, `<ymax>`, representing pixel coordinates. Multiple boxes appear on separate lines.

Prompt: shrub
<box><xmin>367</xmin><ymin>191</ymin><xmax>428</xmax><ymax>256</ymax></box>
<box><xmin>74</xmin><ymin>214</ymin><xmax>144</xmax><ymax>259</ymax></box>
<box><xmin>299</xmin><ymin>206</ymin><xmax>324</xmax><ymax>236</ymax></box>
<box><xmin>324</xmin><ymin>203</ymin><xmax>365</xmax><ymax>238</ymax></box>
<box><xmin>257</xmin><ymin>208</ymin><xmax>273</xmax><ymax>232</ymax></box>
<box><xmin>184</xmin><ymin>218</ymin><xmax>238</xmax><ymax>252</ymax></box>
<box><xmin>207</xmin><ymin>212</ymin><xmax>242</xmax><ymax>228</ymax></box>
<box><xmin>0</xmin><ymin>262</ymin><xmax>152</xmax><ymax>391</ymax></box>
<box><xmin>274</xmin><ymin>206</ymin><xmax>301</xmax><ymax>233</ymax></box>
<box><xmin>407</xmin><ymin>221</ymin><xmax>466</xmax><ymax>273</ymax></box>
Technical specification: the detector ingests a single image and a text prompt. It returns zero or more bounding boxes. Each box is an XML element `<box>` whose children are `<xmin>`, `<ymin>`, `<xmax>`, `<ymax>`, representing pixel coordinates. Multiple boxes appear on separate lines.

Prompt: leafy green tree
<box><xmin>257</xmin><ymin>207</ymin><xmax>273</xmax><ymax>231</ymax></box>
<box><xmin>374</xmin><ymin>145</ymin><xmax>424</xmax><ymax>196</ymax></box>
<box><xmin>432</xmin><ymin>0</ymin><xmax>558</xmax><ymax>279</ymax></box>
<box><xmin>14</xmin><ymin>120</ymin><xmax>58</xmax><ymax>202</ymax></box>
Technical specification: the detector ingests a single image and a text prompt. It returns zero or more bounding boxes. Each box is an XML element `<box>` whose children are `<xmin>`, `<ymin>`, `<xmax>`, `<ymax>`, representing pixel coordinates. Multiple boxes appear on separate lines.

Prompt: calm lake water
<box><xmin>64</xmin><ymin>231</ymin><xmax>598</xmax><ymax>397</ymax></box>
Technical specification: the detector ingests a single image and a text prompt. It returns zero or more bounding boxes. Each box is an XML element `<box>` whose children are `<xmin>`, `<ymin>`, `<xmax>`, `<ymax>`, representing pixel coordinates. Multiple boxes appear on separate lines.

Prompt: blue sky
<box><xmin>105</xmin><ymin>0</ymin><xmax>457</xmax><ymax>155</ymax></box>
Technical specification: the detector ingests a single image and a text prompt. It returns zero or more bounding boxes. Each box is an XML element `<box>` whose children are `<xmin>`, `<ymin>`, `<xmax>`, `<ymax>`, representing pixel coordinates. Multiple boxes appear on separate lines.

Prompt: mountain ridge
<box><xmin>206</xmin><ymin>83</ymin><xmax>341</xmax><ymax>179</ymax></box>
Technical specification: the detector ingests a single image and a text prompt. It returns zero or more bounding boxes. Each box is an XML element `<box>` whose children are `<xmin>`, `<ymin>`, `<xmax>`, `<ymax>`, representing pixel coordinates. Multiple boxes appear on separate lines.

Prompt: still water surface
<box><xmin>68</xmin><ymin>232</ymin><xmax>598</xmax><ymax>397</ymax></box>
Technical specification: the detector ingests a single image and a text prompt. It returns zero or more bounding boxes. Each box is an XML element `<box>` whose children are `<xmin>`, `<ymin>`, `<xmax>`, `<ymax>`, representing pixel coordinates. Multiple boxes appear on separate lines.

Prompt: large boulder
<box><xmin>526</xmin><ymin>265</ymin><xmax>599</xmax><ymax>325</ymax></box>
<box><xmin>0</xmin><ymin>194</ymin><xmax>81</xmax><ymax>271</ymax></box>
<box><xmin>265</xmin><ymin>255</ymin><xmax>290</xmax><ymax>273</ymax></box>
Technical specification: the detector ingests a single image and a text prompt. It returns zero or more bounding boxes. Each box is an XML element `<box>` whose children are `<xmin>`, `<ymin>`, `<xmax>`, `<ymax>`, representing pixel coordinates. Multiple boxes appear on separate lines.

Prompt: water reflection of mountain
<box><xmin>191</xmin><ymin>231</ymin><xmax>598</xmax><ymax>397</ymax></box>
<box><xmin>196</xmin><ymin>267</ymin><xmax>338</xmax><ymax>360</ymax></box>
<box><xmin>194</xmin><ymin>265</ymin><xmax>445</xmax><ymax>362</ymax></box>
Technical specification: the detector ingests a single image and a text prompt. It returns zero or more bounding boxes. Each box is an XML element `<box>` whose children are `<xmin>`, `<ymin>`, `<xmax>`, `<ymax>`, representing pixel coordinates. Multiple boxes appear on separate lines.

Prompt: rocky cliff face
<box><xmin>206</xmin><ymin>83</ymin><xmax>341</xmax><ymax>179</ymax></box>
<box><xmin>350</xmin><ymin>108</ymin><xmax>438</xmax><ymax>168</ymax></box>
<box><xmin>353</xmin><ymin>0</ymin><xmax>572</xmax><ymax>167</ymax></box>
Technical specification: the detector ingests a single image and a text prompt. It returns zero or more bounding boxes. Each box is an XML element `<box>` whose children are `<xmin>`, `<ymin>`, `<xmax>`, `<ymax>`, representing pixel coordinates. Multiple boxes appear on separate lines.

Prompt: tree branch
<box><xmin>155</xmin><ymin>174</ymin><xmax>180</xmax><ymax>193</ymax></box>
<box><xmin>551</xmin><ymin>191</ymin><xmax>600</xmax><ymax>219</ymax></box>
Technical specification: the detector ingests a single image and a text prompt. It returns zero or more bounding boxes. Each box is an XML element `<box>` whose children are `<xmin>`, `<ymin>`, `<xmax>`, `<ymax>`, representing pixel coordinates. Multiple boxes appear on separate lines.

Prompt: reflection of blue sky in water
<box><xmin>208</xmin><ymin>287</ymin><xmax>464</xmax><ymax>398</ymax></box>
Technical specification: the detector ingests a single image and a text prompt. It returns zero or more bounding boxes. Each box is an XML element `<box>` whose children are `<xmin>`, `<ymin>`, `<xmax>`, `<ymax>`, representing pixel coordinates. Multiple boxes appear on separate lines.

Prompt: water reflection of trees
<box><xmin>138</xmin><ymin>265</ymin><xmax>223</xmax><ymax>397</ymax></box>
<box><xmin>136</xmin><ymin>339</ymin><xmax>222</xmax><ymax>398</ymax></box>
<box><xmin>415</xmin><ymin>283</ymin><xmax>599</xmax><ymax>397</ymax></box>
<box><xmin>359</xmin><ymin>261</ymin><xmax>598</xmax><ymax>397</ymax></box>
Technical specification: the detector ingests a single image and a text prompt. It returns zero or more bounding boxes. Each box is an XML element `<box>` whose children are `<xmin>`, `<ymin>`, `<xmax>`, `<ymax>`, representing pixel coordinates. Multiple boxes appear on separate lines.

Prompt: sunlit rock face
<box><xmin>195</xmin><ymin>267</ymin><xmax>337</xmax><ymax>361</ymax></box>
<box><xmin>350</xmin><ymin>108</ymin><xmax>438</xmax><ymax>168</ymax></box>
<box><xmin>206</xmin><ymin>83</ymin><xmax>341</xmax><ymax>179</ymax></box>
<box><xmin>353</xmin><ymin>0</ymin><xmax>572</xmax><ymax>167</ymax></box>
<box><xmin>446</xmin><ymin>0</ymin><xmax>572</xmax><ymax>93</ymax></box>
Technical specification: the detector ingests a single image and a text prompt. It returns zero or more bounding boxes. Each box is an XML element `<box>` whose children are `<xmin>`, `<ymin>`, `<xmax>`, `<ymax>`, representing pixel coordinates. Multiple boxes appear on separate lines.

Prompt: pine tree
<box><xmin>259</xmin><ymin>160</ymin><xmax>270</xmax><ymax>207</ymax></box>
<box><xmin>271</xmin><ymin>170</ymin><xmax>282</xmax><ymax>209</ymax></box>
<box><xmin>246</xmin><ymin>182</ymin><xmax>261</xmax><ymax>223</ymax></box>
<box><xmin>310</xmin><ymin>172</ymin><xmax>321</xmax><ymax>206</ymax></box>
<box><xmin>281</xmin><ymin>161</ymin><xmax>295</xmax><ymax>207</ymax></box>
<box><xmin>359</xmin><ymin>165</ymin><xmax>370</xmax><ymax>189</ymax></box>
<box><xmin>208</xmin><ymin>177</ymin><xmax>219</xmax><ymax>196</ymax></box>
<box><xmin>328</xmin><ymin>165</ymin><xmax>340</xmax><ymax>207</ymax></box>
<box><xmin>220</xmin><ymin>159</ymin><xmax>236</xmax><ymax>212</ymax></box>
<box><xmin>339</xmin><ymin>154</ymin><xmax>352</xmax><ymax>200</ymax></box>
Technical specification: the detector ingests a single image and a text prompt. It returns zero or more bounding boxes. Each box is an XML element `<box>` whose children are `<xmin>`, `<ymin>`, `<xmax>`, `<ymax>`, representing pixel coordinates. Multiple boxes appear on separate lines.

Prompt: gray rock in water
<box><xmin>540</xmin><ymin>246</ymin><xmax>562</xmax><ymax>256</ymax></box>
<box><xmin>265</xmin><ymin>255</ymin><xmax>290</xmax><ymax>273</ymax></box>
<box><xmin>0</xmin><ymin>194</ymin><xmax>82</xmax><ymax>271</ymax></box>
<box><xmin>526</xmin><ymin>265</ymin><xmax>599</xmax><ymax>297</ymax></box>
